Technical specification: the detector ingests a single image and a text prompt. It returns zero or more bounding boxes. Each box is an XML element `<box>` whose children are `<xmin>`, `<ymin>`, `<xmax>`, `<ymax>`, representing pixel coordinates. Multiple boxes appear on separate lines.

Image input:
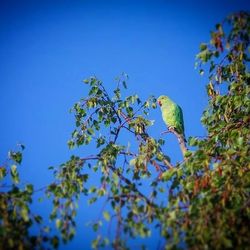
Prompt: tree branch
<box><xmin>79</xmin><ymin>155</ymin><xmax>159</xmax><ymax>209</ymax></box>
<box><xmin>162</xmin><ymin>128</ymin><xmax>188</xmax><ymax>159</ymax></box>
<box><xmin>107</xmin><ymin>164</ymin><xmax>158</xmax><ymax>209</ymax></box>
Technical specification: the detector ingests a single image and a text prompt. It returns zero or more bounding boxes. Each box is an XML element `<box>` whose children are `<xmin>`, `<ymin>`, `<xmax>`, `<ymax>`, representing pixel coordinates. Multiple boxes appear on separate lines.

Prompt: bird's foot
<box><xmin>168</xmin><ymin>126</ymin><xmax>175</xmax><ymax>132</ymax></box>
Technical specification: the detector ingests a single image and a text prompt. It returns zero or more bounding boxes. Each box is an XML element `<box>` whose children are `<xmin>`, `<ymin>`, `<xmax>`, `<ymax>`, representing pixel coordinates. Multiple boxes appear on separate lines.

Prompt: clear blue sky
<box><xmin>0</xmin><ymin>0</ymin><xmax>249</xmax><ymax>249</ymax></box>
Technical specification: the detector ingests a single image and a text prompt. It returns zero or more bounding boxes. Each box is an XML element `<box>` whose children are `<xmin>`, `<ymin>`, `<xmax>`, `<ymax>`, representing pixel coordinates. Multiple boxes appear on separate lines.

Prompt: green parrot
<box><xmin>157</xmin><ymin>95</ymin><xmax>187</xmax><ymax>150</ymax></box>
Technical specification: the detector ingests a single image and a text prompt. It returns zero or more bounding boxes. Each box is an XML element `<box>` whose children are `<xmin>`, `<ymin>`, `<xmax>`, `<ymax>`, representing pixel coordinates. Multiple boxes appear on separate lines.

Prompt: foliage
<box><xmin>1</xmin><ymin>11</ymin><xmax>249</xmax><ymax>250</ymax></box>
<box><xmin>46</xmin><ymin>156</ymin><xmax>88</xmax><ymax>244</ymax></box>
<box><xmin>48</xmin><ymin>73</ymin><xmax>172</xmax><ymax>248</ymax></box>
<box><xmin>0</xmin><ymin>145</ymin><xmax>59</xmax><ymax>250</ymax></box>
<box><xmin>48</xmin><ymin>11</ymin><xmax>250</xmax><ymax>250</ymax></box>
<box><xmin>183</xmin><ymin>11</ymin><xmax>250</xmax><ymax>249</ymax></box>
<box><xmin>48</xmin><ymin>11</ymin><xmax>249</xmax><ymax>249</ymax></box>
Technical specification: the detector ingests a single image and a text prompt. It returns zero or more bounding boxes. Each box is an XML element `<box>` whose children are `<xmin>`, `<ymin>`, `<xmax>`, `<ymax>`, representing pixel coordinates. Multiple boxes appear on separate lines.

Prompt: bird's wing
<box><xmin>175</xmin><ymin>105</ymin><xmax>185</xmax><ymax>135</ymax></box>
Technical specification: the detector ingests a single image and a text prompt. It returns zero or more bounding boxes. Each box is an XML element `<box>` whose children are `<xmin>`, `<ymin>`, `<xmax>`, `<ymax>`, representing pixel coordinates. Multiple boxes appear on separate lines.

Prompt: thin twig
<box><xmin>80</xmin><ymin>155</ymin><xmax>159</xmax><ymax>209</ymax></box>
<box><xmin>108</xmin><ymin>164</ymin><xmax>158</xmax><ymax>209</ymax></box>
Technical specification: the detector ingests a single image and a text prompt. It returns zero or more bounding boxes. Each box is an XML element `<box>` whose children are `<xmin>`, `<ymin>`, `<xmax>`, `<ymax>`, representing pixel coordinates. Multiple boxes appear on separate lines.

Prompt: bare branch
<box><xmin>162</xmin><ymin>128</ymin><xmax>188</xmax><ymax>159</ymax></box>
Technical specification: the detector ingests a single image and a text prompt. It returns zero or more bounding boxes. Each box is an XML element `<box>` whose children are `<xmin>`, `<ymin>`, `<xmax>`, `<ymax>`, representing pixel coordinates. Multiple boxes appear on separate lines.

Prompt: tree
<box><xmin>0</xmin><ymin>145</ymin><xmax>59</xmax><ymax>249</ymax></box>
<box><xmin>1</xmin><ymin>11</ymin><xmax>249</xmax><ymax>250</ymax></box>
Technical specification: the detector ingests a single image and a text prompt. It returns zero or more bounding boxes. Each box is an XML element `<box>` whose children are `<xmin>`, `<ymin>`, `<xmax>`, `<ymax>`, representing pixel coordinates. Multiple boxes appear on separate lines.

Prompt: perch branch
<box><xmin>162</xmin><ymin>128</ymin><xmax>188</xmax><ymax>159</ymax></box>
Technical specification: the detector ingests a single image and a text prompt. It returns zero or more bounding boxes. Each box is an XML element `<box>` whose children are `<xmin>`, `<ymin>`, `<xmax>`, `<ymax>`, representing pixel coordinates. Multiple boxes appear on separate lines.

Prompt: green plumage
<box><xmin>157</xmin><ymin>95</ymin><xmax>185</xmax><ymax>138</ymax></box>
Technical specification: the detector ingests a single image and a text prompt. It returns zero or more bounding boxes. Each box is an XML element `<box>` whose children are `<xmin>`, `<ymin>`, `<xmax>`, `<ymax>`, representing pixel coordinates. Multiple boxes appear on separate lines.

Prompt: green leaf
<box><xmin>0</xmin><ymin>167</ymin><xmax>7</xmax><ymax>179</ymax></box>
<box><xmin>34</xmin><ymin>215</ymin><xmax>42</xmax><ymax>224</ymax></box>
<box><xmin>26</xmin><ymin>184</ymin><xmax>34</xmax><ymax>194</ymax></box>
<box><xmin>92</xmin><ymin>221</ymin><xmax>102</xmax><ymax>232</ymax></box>
<box><xmin>200</xmin><ymin>43</ymin><xmax>207</xmax><ymax>51</ymax></box>
<box><xmin>91</xmin><ymin>237</ymin><xmax>100</xmax><ymax>249</ymax></box>
<box><xmin>51</xmin><ymin>236</ymin><xmax>59</xmax><ymax>248</ymax></box>
<box><xmin>161</xmin><ymin>170</ymin><xmax>174</xmax><ymax>181</ymax></box>
<box><xmin>56</xmin><ymin>219</ymin><xmax>62</xmax><ymax>229</ymax></box>
<box><xmin>9</xmin><ymin>151</ymin><xmax>22</xmax><ymax>164</ymax></box>
<box><xmin>188</xmin><ymin>137</ymin><xmax>198</xmax><ymax>146</ymax></box>
<box><xmin>184</xmin><ymin>151</ymin><xmax>192</xmax><ymax>157</ymax></box>
<box><xmin>122</xmin><ymin>81</ymin><xmax>127</xmax><ymax>89</ymax></box>
<box><xmin>88</xmin><ymin>197</ymin><xmax>97</xmax><ymax>205</ymax></box>
<box><xmin>10</xmin><ymin>164</ymin><xmax>19</xmax><ymax>184</ymax></box>
<box><xmin>83</xmin><ymin>79</ymin><xmax>89</xmax><ymax>84</ymax></box>
<box><xmin>20</xmin><ymin>208</ymin><xmax>29</xmax><ymax>222</ymax></box>
<box><xmin>103</xmin><ymin>211</ymin><xmax>110</xmax><ymax>221</ymax></box>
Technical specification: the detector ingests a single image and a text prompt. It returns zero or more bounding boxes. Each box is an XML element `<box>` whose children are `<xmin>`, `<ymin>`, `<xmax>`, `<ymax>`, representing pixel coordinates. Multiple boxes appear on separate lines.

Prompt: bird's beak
<box><xmin>158</xmin><ymin>100</ymin><xmax>162</xmax><ymax>107</ymax></box>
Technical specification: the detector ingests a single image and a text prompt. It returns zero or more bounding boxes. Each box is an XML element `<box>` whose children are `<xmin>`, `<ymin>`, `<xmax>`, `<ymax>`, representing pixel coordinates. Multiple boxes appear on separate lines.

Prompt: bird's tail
<box><xmin>182</xmin><ymin>133</ymin><xmax>187</xmax><ymax>143</ymax></box>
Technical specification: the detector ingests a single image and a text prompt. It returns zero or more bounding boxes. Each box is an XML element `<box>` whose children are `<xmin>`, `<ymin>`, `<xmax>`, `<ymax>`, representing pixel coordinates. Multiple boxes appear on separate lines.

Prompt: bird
<box><xmin>157</xmin><ymin>95</ymin><xmax>187</xmax><ymax>156</ymax></box>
